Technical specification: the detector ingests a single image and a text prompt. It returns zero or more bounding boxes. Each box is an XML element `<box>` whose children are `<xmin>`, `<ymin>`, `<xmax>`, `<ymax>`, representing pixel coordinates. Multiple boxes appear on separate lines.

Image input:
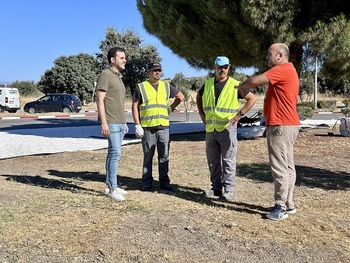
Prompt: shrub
<box><xmin>11</xmin><ymin>80</ymin><xmax>42</xmax><ymax>97</ymax></box>
<box><xmin>297</xmin><ymin>101</ymin><xmax>315</xmax><ymax>110</ymax></box>
<box><xmin>297</xmin><ymin>106</ymin><xmax>313</xmax><ymax>120</ymax></box>
<box><xmin>341</xmin><ymin>99</ymin><xmax>350</xmax><ymax>107</ymax></box>
<box><xmin>341</xmin><ymin>107</ymin><xmax>350</xmax><ymax>117</ymax></box>
<box><xmin>317</xmin><ymin>100</ymin><xmax>337</xmax><ymax>109</ymax></box>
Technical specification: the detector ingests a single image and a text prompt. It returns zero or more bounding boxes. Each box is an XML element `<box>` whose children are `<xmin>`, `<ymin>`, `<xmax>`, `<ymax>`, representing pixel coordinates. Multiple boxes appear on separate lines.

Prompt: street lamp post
<box><xmin>314</xmin><ymin>57</ymin><xmax>318</xmax><ymax>109</ymax></box>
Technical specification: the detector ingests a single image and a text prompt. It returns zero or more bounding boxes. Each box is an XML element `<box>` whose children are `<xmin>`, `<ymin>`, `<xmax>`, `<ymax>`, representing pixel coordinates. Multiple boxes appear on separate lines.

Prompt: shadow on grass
<box><xmin>170</xmin><ymin>132</ymin><xmax>206</xmax><ymax>142</ymax></box>
<box><xmin>2</xmin><ymin>173</ymin><xmax>102</xmax><ymax>195</ymax></box>
<box><xmin>237</xmin><ymin>163</ymin><xmax>350</xmax><ymax>190</ymax></box>
<box><xmin>169</xmin><ymin>131</ymin><xmax>264</xmax><ymax>142</ymax></box>
<box><xmin>46</xmin><ymin>169</ymin><xmax>104</xmax><ymax>182</ymax></box>
<box><xmin>112</xmin><ymin>175</ymin><xmax>268</xmax><ymax>216</ymax></box>
<box><xmin>1</xmin><ymin>170</ymin><xmax>268</xmax><ymax>217</ymax></box>
<box><xmin>3</xmin><ymin>161</ymin><xmax>348</xmax><ymax>217</ymax></box>
<box><xmin>172</xmin><ymin>185</ymin><xmax>270</xmax><ymax>215</ymax></box>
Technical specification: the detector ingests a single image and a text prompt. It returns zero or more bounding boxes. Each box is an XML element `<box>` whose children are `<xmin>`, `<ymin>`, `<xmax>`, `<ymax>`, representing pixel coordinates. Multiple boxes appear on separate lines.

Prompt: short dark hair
<box><xmin>107</xmin><ymin>47</ymin><xmax>125</xmax><ymax>63</ymax></box>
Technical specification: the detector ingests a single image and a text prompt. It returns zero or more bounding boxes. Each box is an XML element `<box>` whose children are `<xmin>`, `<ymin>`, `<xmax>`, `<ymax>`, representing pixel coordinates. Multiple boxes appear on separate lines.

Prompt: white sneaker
<box><xmin>286</xmin><ymin>208</ymin><xmax>297</xmax><ymax>215</ymax></box>
<box><xmin>104</xmin><ymin>187</ymin><xmax>128</xmax><ymax>195</ymax></box>
<box><xmin>116</xmin><ymin>187</ymin><xmax>128</xmax><ymax>195</ymax></box>
<box><xmin>108</xmin><ymin>191</ymin><xmax>125</xmax><ymax>201</ymax></box>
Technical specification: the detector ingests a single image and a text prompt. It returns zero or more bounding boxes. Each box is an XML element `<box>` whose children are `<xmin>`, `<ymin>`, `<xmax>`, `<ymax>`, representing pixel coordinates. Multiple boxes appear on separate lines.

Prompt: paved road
<box><xmin>0</xmin><ymin>109</ymin><xmax>342</xmax><ymax>130</ymax></box>
<box><xmin>0</xmin><ymin>111</ymin><xmax>201</xmax><ymax>129</ymax></box>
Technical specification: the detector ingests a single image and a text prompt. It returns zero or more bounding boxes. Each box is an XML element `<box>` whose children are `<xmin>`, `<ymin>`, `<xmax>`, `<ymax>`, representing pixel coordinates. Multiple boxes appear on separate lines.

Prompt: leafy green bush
<box><xmin>297</xmin><ymin>101</ymin><xmax>315</xmax><ymax>110</ymax></box>
<box><xmin>317</xmin><ymin>100</ymin><xmax>337</xmax><ymax>109</ymax></box>
<box><xmin>11</xmin><ymin>80</ymin><xmax>42</xmax><ymax>97</ymax></box>
<box><xmin>297</xmin><ymin>106</ymin><xmax>314</xmax><ymax>120</ymax></box>
<box><xmin>341</xmin><ymin>107</ymin><xmax>350</xmax><ymax>117</ymax></box>
<box><xmin>341</xmin><ymin>99</ymin><xmax>350</xmax><ymax>107</ymax></box>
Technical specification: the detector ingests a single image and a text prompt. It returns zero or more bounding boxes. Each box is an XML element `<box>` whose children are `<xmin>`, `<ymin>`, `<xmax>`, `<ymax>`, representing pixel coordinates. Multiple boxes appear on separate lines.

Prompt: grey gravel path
<box><xmin>0</xmin><ymin>122</ymin><xmax>206</xmax><ymax>159</ymax></box>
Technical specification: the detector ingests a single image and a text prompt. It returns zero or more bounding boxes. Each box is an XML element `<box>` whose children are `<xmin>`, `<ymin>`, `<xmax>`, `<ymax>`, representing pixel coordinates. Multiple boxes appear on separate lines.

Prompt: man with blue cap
<box><xmin>196</xmin><ymin>56</ymin><xmax>256</xmax><ymax>201</ymax></box>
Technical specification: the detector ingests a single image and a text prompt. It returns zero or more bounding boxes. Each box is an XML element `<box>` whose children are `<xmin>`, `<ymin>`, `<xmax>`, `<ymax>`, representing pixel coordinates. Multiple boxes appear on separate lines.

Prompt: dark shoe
<box><xmin>268</xmin><ymin>206</ymin><xmax>297</xmax><ymax>215</ymax></box>
<box><xmin>160</xmin><ymin>184</ymin><xmax>174</xmax><ymax>191</ymax></box>
<box><xmin>266</xmin><ymin>204</ymin><xmax>288</xmax><ymax>221</ymax></box>
<box><xmin>205</xmin><ymin>189</ymin><xmax>222</xmax><ymax>197</ymax></box>
<box><xmin>142</xmin><ymin>185</ymin><xmax>152</xmax><ymax>191</ymax></box>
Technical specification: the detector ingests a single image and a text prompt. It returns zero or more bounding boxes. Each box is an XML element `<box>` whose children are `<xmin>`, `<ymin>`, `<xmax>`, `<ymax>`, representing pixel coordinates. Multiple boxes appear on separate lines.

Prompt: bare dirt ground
<box><xmin>0</xmin><ymin>127</ymin><xmax>349</xmax><ymax>263</ymax></box>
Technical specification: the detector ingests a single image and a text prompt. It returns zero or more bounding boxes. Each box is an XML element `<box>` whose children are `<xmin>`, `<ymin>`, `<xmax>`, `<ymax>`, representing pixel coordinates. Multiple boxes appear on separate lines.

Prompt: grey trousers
<box><xmin>206</xmin><ymin>124</ymin><xmax>238</xmax><ymax>192</ymax></box>
<box><xmin>266</xmin><ymin>125</ymin><xmax>300</xmax><ymax>209</ymax></box>
<box><xmin>142</xmin><ymin>128</ymin><xmax>170</xmax><ymax>187</ymax></box>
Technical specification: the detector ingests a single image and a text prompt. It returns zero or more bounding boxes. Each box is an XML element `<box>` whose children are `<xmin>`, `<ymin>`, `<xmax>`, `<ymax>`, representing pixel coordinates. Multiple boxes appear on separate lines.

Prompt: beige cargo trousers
<box><xmin>266</xmin><ymin>125</ymin><xmax>300</xmax><ymax>210</ymax></box>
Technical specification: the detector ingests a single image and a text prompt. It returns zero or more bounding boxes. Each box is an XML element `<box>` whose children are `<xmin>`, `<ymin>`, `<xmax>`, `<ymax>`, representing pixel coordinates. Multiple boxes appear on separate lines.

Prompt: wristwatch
<box><xmin>238</xmin><ymin>110</ymin><xmax>245</xmax><ymax>117</ymax></box>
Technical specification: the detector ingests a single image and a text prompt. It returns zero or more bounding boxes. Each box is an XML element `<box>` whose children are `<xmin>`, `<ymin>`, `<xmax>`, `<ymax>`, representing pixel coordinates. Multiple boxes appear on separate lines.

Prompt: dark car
<box><xmin>24</xmin><ymin>93</ymin><xmax>82</xmax><ymax>114</ymax></box>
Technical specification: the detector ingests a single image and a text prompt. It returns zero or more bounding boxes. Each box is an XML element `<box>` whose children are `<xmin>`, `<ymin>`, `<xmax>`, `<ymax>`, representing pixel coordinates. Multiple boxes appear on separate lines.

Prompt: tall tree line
<box><xmin>35</xmin><ymin>27</ymin><xmax>160</xmax><ymax>103</ymax></box>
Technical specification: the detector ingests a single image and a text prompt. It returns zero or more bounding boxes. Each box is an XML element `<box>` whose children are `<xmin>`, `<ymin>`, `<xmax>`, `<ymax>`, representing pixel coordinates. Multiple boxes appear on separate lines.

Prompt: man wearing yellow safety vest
<box><xmin>132</xmin><ymin>62</ymin><xmax>184</xmax><ymax>191</ymax></box>
<box><xmin>196</xmin><ymin>56</ymin><xmax>256</xmax><ymax>201</ymax></box>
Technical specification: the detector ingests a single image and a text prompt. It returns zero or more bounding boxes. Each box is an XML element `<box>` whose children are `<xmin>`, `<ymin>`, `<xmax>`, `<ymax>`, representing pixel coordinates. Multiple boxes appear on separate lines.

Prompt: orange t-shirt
<box><xmin>263</xmin><ymin>62</ymin><xmax>300</xmax><ymax>126</ymax></box>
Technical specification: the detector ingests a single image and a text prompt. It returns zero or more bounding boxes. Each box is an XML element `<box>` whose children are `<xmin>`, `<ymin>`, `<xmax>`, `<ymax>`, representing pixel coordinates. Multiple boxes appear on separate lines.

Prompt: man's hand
<box><xmin>135</xmin><ymin>124</ymin><xmax>144</xmax><ymax>139</ymax></box>
<box><xmin>101</xmin><ymin>122</ymin><xmax>110</xmax><ymax>138</ymax></box>
<box><xmin>229</xmin><ymin>114</ymin><xmax>241</xmax><ymax>125</ymax></box>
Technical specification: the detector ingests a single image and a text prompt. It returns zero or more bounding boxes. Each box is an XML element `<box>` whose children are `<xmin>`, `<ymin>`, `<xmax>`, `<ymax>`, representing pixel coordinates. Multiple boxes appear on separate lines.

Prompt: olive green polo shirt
<box><xmin>96</xmin><ymin>67</ymin><xmax>126</xmax><ymax>124</ymax></box>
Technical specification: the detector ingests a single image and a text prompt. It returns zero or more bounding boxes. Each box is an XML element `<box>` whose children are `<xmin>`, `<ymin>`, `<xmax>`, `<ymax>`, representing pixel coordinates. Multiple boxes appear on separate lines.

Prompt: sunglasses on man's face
<box><xmin>218</xmin><ymin>65</ymin><xmax>229</xmax><ymax>70</ymax></box>
<box><xmin>151</xmin><ymin>69</ymin><xmax>162</xmax><ymax>72</ymax></box>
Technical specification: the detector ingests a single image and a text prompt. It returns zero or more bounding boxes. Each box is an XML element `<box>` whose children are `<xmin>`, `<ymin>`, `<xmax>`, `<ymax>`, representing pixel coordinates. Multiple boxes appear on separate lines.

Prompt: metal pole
<box><xmin>92</xmin><ymin>82</ymin><xmax>97</xmax><ymax>102</ymax></box>
<box><xmin>314</xmin><ymin>57</ymin><xmax>318</xmax><ymax>109</ymax></box>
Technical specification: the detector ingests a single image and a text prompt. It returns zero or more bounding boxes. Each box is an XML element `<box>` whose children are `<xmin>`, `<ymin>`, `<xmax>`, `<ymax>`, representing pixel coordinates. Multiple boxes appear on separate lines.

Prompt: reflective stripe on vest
<box><xmin>139</xmin><ymin>81</ymin><xmax>170</xmax><ymax>127</ymax></box>
<box><xmin>203</xmin><ymin>77</ymin><xmax>240</xmax><ymax>132</ymax></box>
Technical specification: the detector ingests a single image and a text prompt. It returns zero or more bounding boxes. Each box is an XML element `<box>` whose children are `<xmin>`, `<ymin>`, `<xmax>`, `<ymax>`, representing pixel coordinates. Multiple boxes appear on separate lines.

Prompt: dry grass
<box><xmin>316</xmin><ymin>93</ymin><xmax>347</xmax><ymax>101</ymax></box>
<box><xmin>19</xmin><ymin>95</ymin><xmax>42</xmax><ymax>106</ymax></box>
<box><xmin>0</xmin><ymin>127</ymin><xmax>349</xmax><ymax>262</ymax></box>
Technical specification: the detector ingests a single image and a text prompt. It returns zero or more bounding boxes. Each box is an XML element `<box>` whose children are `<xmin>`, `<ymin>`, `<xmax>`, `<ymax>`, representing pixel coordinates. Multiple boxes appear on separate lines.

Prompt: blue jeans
<box><xmin>105</xmin><ymin>124</ymin><xmax>126</xmax><ymax>190</ymax></box>
<box><xmin>142</xmin><ymin>128</ymin><xmax>170</xmax><ymax>187</ymax></box>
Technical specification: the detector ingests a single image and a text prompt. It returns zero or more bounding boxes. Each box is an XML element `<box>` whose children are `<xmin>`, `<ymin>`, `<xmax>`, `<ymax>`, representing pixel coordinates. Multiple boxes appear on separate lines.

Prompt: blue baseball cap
<box><xmin>215</xmin><ymin>56</ymin><xmax>231</xmax><ymax>66</ymax></box>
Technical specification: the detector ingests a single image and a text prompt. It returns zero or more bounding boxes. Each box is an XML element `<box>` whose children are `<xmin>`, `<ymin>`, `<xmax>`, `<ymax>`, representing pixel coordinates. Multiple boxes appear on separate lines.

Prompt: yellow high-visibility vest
<box><xmin>139</xmin><ymin>80</ymin><xmax>170</xmax><ymax>127</ymax></box>
<box><xmin>203</xmin><ymin>77</ymin><xmax>240</xmax><ymax>132</ymax></box>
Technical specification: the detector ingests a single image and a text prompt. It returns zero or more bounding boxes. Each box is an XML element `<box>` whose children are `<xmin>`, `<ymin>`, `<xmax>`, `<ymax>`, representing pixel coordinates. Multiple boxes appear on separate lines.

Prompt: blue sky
<box><xmin>1</xmin><ymin>0</ymin><xmax>252</xmax><ymax>84</ymax></box>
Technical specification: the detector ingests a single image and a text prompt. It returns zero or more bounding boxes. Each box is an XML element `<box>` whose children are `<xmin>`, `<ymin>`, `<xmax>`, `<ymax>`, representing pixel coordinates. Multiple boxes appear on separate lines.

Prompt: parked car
<box><xmin>24</xmin><ymin>93</ymin><xmax>82</xmax><ymax>114</ymax></box>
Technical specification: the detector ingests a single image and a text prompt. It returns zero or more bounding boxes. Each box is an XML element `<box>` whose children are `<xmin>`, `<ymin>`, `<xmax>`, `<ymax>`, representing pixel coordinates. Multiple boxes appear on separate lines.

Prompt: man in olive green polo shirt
<box><xmin>96</xmin><ymin>47</ymin><xmax>129</xmax><ymax>202</ymax></box>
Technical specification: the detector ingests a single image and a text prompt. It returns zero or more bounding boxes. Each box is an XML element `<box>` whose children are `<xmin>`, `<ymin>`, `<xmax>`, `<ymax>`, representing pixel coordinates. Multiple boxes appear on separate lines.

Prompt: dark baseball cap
<box><xmin>148</xmin><ymin>62</ymin><xmax>162</xmax><ymax>71</ymax></box>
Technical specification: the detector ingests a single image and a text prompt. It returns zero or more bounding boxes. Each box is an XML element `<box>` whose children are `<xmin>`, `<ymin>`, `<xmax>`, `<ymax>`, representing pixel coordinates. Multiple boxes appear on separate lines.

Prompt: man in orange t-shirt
<box><xmin>236</xmin><ymin>43</ymin><xmax>300</xmax><ymax>221</ymax></box>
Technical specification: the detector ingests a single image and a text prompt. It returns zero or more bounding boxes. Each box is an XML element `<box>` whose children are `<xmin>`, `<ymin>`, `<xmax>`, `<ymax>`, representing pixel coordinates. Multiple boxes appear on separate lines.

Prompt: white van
<box><xmin>0</xmin><ymin>87</ymin><xmax>21</xmax><ymax>113</ymax></box>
